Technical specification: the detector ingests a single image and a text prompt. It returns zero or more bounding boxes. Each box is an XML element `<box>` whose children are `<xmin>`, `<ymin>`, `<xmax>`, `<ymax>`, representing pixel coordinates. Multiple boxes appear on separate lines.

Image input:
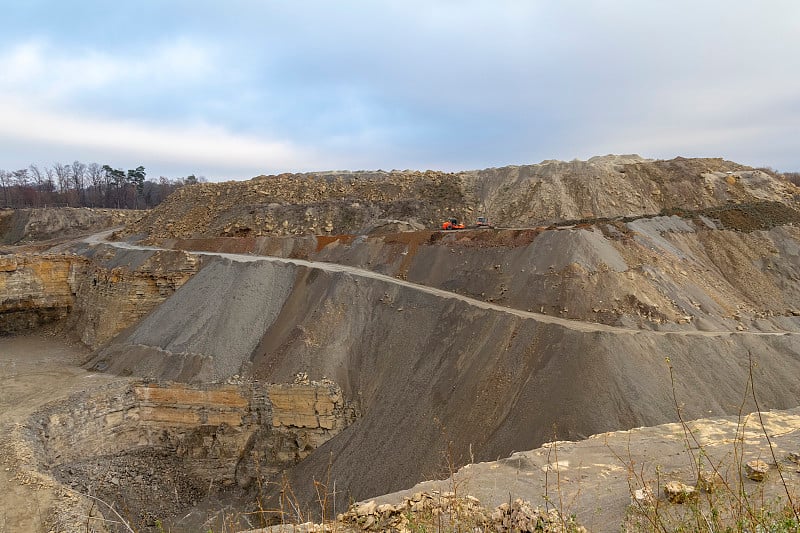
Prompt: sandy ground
<box><xmin>0</xmin><ymin>334</ymin><xmax>122</xmax><ymax>533</ymax></box>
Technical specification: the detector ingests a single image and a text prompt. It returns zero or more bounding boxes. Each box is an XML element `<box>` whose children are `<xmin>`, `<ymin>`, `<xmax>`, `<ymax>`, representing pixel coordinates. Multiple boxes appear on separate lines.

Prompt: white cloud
<box><xmin>0</xmin><ymin>97</ymin><xmax>330</xmax><ymax>176</ymax></box>
<box><xmin>0</xmin><ymin>38</ymin><xmax>217</xmax><ymax>102</ymax></box>
<box><xmin>0</xmin><ymin>38</ymin><xmax>327</xmax><ymax>178</ymax></box>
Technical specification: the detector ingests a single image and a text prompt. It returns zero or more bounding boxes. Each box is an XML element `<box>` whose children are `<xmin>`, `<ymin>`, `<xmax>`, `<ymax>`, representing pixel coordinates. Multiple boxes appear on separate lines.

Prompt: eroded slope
<box><xmin>82</xmin><ymin>243</ymin><xmax>800</xmax><ymax>515</ymax></box>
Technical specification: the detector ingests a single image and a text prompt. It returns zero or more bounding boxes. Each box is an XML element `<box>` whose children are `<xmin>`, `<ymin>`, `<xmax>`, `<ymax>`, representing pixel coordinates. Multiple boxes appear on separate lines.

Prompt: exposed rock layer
<box><xmin>31</xmin><ymin>378</ymin><xmax>355</xmax><ymax>530</ymax></box>
<box><xmin>0</xmin><ymin>254</ymin><xmax>80</xmax><ymax>332</ymax></box>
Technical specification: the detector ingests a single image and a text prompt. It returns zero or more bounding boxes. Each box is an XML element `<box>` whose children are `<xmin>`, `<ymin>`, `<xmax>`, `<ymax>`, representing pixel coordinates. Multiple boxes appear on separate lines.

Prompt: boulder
<box><xmin>664</xmin><ymin>481</ymin><xmax>697</xmax><ymax>503</ymax></box>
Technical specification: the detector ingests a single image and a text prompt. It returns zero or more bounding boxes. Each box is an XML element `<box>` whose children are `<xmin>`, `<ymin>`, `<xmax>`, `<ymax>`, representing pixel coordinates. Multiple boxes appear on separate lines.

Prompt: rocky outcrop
<box><xmin>66</xmin><ymin>245</ymin><xmax>200</xmax><ymax>347</ymax></box>
<box><xmin>267</xmin><ymin>381</ymin><xmax>359</xmax><ymax>460</ymax></box>
<box><xmin>34</xmin><ymin>380</ymin><xmax>356</xmax><ymax>489</ymax></box>
<box><xmin>0</xmin><ymin>254</ymin><xmax>81</xmax><ymax>332</ymax></box>
<box><xmin>0</xmin><ymin>247</ymin><xmax>199</xmax><ymax>344</ymax></box>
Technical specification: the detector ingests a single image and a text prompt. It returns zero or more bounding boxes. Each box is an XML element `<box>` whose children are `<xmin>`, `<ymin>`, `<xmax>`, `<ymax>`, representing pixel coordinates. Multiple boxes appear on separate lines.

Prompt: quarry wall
<box><xmin>67</xmin><ymin>247</ymin><xmax>200</xmax><ymax>347</ymax></box>
<box><xmin>0</xmin><ymin>248</ymin><xmax>199</xmax><ymax>346</ymax></box>
<box><xmin>0</xmin><ymin>254</ymin><xmax>81</xmax><ymax>332</ymax></box>
<box><xmin>32</xmin><ymin>380</ymin><xmax>356</xmax><ymax>487</ymax></box>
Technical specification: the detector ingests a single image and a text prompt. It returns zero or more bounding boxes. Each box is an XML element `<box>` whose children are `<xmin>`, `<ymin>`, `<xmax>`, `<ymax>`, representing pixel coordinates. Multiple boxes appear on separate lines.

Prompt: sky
<box><xmin>1</xmin><ymin>1</ymin><xmax>798</xmax><ymax>181</ymax></box>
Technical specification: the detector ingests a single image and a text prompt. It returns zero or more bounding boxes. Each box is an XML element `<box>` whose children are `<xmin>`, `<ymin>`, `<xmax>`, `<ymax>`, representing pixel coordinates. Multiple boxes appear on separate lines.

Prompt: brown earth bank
<box><xmin>0</xmin><ymin>207</ymin><xmax>144</xmax><ymax>249</ymax></box>
<box><xmin>117</xmin><ymin>155</ymin><xmax>800</xmax><ymax>241</ymax></box>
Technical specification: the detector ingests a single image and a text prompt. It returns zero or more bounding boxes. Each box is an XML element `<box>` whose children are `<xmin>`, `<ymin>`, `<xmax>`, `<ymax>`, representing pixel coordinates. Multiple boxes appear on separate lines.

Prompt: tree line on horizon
<box><xmin>0</xmin><ymin>161</ymin><xmax>206</xmax><ymax>210</ymax></box>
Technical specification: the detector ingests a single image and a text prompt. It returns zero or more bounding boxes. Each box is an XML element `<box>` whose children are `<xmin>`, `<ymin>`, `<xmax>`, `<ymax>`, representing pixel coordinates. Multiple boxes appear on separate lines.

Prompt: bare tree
<box><xmin>71</xmin><ymin>160</ymin><xmax>86</xmax><ymax>205</ymax></box>
<box><xmin>53</xmin><ymin>163</ymin><xmax>71</xmax><ymax>202</ymax></box>
<box><xmin>12</xmin><ymin>169</ymin><xmax>31</xmax><ymax>207</ymax></box>
<box><xmin>0</xmin><ymin>170</ymin><xmax>9</xmax><ymax>207</ymax></box>
<box><xmin>44</xmin><ymin>166</ymin><xmax>56</xmax><ymax>204</ymax></box>
<box><xmin>86</xmin><ymin>162</ymin><xmax>103</xmax><ymax>206</ymax></box>
<box><xmin>29</xmin><ymin>164</ymin><xmax>45</xmax><ymax>207</ymax></box>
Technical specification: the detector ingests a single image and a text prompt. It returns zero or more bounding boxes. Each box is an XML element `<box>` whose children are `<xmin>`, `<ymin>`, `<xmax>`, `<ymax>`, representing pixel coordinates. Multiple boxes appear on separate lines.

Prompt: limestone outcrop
<box><xmin>30</xmin><ymin>378</ymin><xmax>356</xmax><ymax>528</ymax></box>
<box><xmin>0</xmin><ymin>254</ymin><xmax>81</xmax><ymax>332</ymax></box>
<box><xmin>0</xmin><ymin>248</ymin><xmax>200</xmax><ymax>345</ymax></box>
<box><xmin>67</xmin><ymin>246</ymin><xmax>200</xmax><ymax>347</ymax></box>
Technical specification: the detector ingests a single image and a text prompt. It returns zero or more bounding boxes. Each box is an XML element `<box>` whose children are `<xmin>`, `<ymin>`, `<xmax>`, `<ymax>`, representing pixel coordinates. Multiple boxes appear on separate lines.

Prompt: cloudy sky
<box><xmin>1</xmin><ymin>1</ymin><xmax>798</xmax><ymax>180</ymax></box>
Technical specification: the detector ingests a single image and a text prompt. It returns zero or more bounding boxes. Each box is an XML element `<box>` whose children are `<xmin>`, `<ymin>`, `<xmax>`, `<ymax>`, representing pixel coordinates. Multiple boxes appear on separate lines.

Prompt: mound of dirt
<box><xmin>0</xmin><ymin>207</ymin><xmax>144</xmax><ymax>246</ymax></box>
<box><xmin>118</xmin><ymin>156</ymin><xmax>800</xmax><ymax>242</ymax></box>
<box><xmin>459</xmin><ymin>156</ymin><xmax>800</xmax><ymax>228</ymax></box>
<box><xmin>119</xmin><ymin>171</ymin><xmax>469</xmax><ymax>240</ymax></box>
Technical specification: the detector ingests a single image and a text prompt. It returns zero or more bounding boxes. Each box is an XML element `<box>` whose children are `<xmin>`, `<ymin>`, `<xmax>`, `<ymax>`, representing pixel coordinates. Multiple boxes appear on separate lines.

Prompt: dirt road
<box><xmin>0</xmin><ymin>335</ymin><xmax>123</xmax><ymax>533</ymax></box>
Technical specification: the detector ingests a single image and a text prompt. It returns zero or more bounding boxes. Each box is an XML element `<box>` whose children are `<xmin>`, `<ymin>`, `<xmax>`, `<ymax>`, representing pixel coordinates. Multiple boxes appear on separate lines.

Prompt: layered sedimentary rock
<box><xmin>0</xmin><ymin>254</ymin><xmax>81</xmax><ymax>332</ymax></box>
<box><xmin>67</xmin><ymin>247</ymin><xmax>200</xmax><ymax>347</ymax></box>
<box><xmin>34</xmin><ymin>380</ymin><xmax>356</xmax><ymax>487</ymax></box>
<box><xmin>0</xmin><ymin>248</ymin><xmax>200</xmax><ymax>345</ymax></box>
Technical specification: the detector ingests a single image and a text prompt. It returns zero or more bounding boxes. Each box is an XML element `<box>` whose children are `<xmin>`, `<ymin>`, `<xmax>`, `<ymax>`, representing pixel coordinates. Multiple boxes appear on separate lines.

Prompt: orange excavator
<box><xmin>441</xmin><ymin>217</ymin><xmax>465</xmax><ymax>230</ymax></box>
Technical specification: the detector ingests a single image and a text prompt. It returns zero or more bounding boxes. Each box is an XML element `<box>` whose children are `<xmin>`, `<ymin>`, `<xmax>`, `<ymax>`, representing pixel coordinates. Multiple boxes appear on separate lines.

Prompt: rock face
<box><xmin>34</xmin><ymin>378</ymin><xmax>356</xmax><ymax>523</ymax></box>
<box><xmin>66</xmin><ymin>245</ymin><xmax>200</xmax><ymax>347</ymax></box>
<box><xmin>237</xmin><ymin>380</ymin><xmax>359</xmax><ymax>486</ymax></box>
<box><xmin>0</xmin><ymin>254</ymin><xmax>81</xmax><ymax>332</ymax></box>
<box><xmin>0</xmin><ymin>247</ymin><xmax>199</xmax><ymax>345</ymax></box>
<box><xmin>267</xmin><ymin>382</ymin><xmax>357</xmax><ymax>458</ymax></box>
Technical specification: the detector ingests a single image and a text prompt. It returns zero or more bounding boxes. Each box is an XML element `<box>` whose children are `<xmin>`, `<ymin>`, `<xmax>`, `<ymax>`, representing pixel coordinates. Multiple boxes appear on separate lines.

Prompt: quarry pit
<box><xmin>3</xmin><ymin>157</ymin><xmax>800</xmax><ymax>532</ymax></box>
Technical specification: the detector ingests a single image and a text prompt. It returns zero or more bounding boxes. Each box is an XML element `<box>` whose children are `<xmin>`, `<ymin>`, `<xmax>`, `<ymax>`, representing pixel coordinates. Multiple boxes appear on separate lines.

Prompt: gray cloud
<box><xmin>1</xmin><ymin>0</ymin><xmax>798</xmax><ymax>178</ymax></box>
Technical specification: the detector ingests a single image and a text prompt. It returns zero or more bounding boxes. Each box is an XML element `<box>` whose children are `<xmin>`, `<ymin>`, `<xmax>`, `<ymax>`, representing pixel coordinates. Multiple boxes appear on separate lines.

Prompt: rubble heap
<box><xmin>261</xmin><ymin>491</ymin><xmax>586</xmax><ymax>532</ymax></box>
<box><xmin>120</xmin><ymin>170</ymin><xmax>468</xmax><ymax>240</ymax></box>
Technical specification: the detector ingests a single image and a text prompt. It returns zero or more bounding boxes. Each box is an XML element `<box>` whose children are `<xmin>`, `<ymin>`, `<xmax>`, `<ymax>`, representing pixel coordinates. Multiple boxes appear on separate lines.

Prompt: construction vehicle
<box><xmin>475</xmin><ymin>216</ymin><xmax>493</xmax><ymax>229</ymax></box>
<box><xmin>441</xmin><ymin>218</ymin><xmax>465</xmax><ymax>230</ymax></box>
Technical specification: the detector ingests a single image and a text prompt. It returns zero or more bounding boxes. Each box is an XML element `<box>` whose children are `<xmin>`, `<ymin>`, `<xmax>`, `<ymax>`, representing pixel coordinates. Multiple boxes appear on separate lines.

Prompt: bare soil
<box><xmin>0</xmin><ymin>333</ymin><xmax>122</xmax><ymax>533</ymax></box>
